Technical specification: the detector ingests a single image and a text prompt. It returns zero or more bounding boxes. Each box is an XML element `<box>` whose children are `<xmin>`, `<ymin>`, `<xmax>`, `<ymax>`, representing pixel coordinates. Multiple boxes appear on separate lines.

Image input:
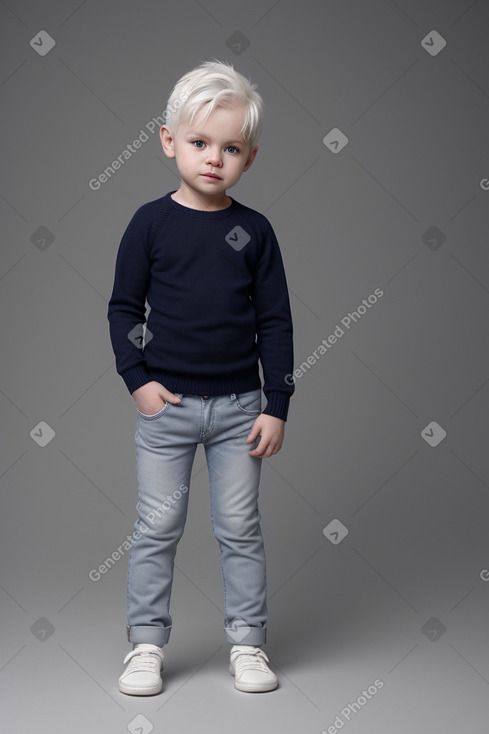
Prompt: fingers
<box><xmin>248</xmin><ymin>436</ymin><xmax>282</xmax><ymax>458</ymax></box>
<box><xmin>159</xmin><ymin>386</ymin><xmax>181</xmax><ymax>404</ymax></box>
<box><xmin>132</xmin><ymin>381</ymin><xmax>181</xmax><ymax>414</ymax></box>
<box><xmin>246</xmin><ymin>424</ymin><xmax>261</xmax><ymax>443</ymax></box>
<box><xmin>154</xmin><ymin>382</ymin><xmax>182</xmax><ymax>405</ymax></box>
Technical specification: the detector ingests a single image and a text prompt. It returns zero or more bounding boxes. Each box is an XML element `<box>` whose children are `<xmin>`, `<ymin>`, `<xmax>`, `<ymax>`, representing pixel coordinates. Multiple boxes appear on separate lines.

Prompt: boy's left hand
<box><xmin>246</xmin><ymin>414</ymin><xmax>285</xmax><ymax>457</ymax></box>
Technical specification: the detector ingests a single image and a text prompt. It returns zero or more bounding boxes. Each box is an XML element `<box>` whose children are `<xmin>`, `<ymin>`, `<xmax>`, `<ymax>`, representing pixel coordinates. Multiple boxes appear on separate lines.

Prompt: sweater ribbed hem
<box><xmin>120</xmin><ymin>365</ymin><xmax>291</xmax><ymax>420</ymax></box>
<box><xmin>145</xmin><ymin>367</ymin><xmax>261</xmax><ymax>398</ymax></box>
<box><xmin>262</xmin><ymin>391</ymin><xmax>291</xmax><ymax>422</ymax></box>
<box><xmin>122</xmin><ymin>365</ymin><xmax>154</xmax><ymax>395</ymax></box>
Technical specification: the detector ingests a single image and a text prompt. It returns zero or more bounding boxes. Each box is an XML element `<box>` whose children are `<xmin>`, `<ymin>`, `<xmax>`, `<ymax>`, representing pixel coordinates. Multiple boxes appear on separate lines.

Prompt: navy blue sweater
<box><xmin>107</xmin><ymin>192</ymin><xmax>294</xmax><ymax>420</ymax></box>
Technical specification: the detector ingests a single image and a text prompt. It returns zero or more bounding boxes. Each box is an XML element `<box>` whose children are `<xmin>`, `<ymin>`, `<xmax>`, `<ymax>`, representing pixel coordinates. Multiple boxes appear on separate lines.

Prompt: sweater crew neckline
<box><xmin>167</xmin><ymin>191</ymin><xmax>238</xmax><ymax>218</ymax></box>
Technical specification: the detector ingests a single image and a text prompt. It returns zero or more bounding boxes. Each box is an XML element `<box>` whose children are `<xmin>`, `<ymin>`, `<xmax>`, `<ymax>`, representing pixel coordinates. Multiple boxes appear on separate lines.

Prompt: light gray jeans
<box><xmin>126</xmin><ymin>389</ymin><xmax>267</xmax><ymax>647</ymax></box>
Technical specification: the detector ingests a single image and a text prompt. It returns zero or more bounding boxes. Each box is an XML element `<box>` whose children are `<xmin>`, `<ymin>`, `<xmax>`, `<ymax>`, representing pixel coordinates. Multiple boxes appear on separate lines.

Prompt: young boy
<box><xmin>107</xmin><ymin>60</ymin><xmax>294</xmax><ymax>696</ymax></box>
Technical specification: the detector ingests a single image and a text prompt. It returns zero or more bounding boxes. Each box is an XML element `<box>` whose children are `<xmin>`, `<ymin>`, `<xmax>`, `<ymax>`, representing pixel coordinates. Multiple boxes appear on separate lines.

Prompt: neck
<box><xmin>171</xmin><ymin>185</ymin><xmax>231</xmax><ymax>211</ymax></box>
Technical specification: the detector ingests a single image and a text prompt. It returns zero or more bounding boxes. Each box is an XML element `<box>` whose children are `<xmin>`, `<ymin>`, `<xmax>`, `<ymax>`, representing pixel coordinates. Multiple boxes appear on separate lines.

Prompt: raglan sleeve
<box><xmin>251</xmin><ymin>218</ymin><xmax>295</xmax><ymax>421</ymax></box>
<box><xmin>107</xmin><ymin>205</ymin><xmax>154</xmax><ymax>395</ymax></box>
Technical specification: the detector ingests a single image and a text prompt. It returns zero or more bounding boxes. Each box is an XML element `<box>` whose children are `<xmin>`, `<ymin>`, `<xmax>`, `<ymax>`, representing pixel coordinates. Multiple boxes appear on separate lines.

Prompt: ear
<box><xmin>160</xmin><ymin>125</ymin><xmax>176</xmax><ymax>158</ymax></box>
<box><xmin>243</xmin><ymin>145</ymin><xmax>258</xmax><ymax>172</ymax></box>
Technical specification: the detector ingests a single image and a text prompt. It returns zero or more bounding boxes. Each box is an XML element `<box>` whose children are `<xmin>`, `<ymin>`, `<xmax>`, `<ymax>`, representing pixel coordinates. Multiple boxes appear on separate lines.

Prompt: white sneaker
<box><xmin>118</xmin><ymin>643</ymin><xmax>164</xmax><ymax>696</ymax></box>
<box><xmin>229</xmin><ymin>645</ymin><xmax>278</xmax><ymax>692</ymax></box>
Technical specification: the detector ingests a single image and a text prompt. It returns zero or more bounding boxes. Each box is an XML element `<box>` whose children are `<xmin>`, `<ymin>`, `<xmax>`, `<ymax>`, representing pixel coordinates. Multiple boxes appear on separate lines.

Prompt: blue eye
<box><xmin>193</xmin><ymin>140</ymin><xmax>205</xmax><ymax>148</ymax></box>
<box><xmin>227</xmin><ymin>146</ymin><xmax>239</xmax><ymax>154</ymax></box>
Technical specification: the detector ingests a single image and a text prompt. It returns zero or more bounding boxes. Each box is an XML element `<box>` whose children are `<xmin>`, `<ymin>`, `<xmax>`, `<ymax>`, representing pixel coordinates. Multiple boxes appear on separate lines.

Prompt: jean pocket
<box><xmin>234</xmin><ymin>390</ymin><xmax>261</xmax><ymax>416</ymax></box>
<box><xmin>137</xmin><ymin>401</ymin><xmax>170</xmax><ymax>420</ymax></box>
<box><xmin>137</xmin><ymin>393</ymin><xmax>183</xmax><ymax>421</ymax></box>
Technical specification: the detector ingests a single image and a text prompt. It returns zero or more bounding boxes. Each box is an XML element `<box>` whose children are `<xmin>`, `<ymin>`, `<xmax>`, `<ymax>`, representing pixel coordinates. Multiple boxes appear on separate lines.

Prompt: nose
<box><xmin>206</xmin><ymin>147</ymin><xmax>222</xmax><ymax>167</ymax></box>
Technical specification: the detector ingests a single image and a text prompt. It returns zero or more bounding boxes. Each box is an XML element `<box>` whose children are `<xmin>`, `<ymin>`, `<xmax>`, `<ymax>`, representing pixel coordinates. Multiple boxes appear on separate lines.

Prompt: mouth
<box><xmin>201</xmin><ymin>173</ymin><xmax>222</xmax><ymax>180</ymax></box>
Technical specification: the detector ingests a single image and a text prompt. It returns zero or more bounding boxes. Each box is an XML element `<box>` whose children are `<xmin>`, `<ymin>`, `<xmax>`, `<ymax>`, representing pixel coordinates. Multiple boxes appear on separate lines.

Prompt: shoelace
<box><xmin>232</xmin><ymin>648</ymin><xmax>271</xmax><ymax>674</ymax></box>
<box><xmin>123</xmin><ymin>649</ymin><xmax>162</xmax><ymax>674</ymax></box>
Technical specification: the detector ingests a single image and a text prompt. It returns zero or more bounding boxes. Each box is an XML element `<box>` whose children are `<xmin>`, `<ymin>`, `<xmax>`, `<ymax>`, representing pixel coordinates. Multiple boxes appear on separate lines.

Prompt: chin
<box><xmin>198</xmin><ymin>182</ymin><xmax>227</xmax><ymax>193</ymax></box>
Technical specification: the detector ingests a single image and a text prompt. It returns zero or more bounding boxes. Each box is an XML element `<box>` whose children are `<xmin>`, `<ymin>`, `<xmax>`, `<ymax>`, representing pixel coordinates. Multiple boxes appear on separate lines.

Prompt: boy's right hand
<box><xmin>132</xmin><ymin>381</ymin><xmax>181</xmax><ymax>415</ymax></box>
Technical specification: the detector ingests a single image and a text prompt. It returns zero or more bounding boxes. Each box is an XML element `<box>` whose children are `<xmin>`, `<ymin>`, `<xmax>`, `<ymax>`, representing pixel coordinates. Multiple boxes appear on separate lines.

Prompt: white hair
<box><xmin>165</xmin><ymin>60</ymin><xmax>263</xmax><ymax>148</ymax></box>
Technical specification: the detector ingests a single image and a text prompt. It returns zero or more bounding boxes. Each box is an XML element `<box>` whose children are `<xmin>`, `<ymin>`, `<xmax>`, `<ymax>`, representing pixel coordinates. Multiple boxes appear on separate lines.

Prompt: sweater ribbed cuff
<box><xmin>262</xmin><ymin>391</ymin><xmax>291</xmax><ymax>422</ymax></box>
<box><xmin>121</xmin><ymin>365</ymin><xmax>153</xmax><ymax>395</ymax></box>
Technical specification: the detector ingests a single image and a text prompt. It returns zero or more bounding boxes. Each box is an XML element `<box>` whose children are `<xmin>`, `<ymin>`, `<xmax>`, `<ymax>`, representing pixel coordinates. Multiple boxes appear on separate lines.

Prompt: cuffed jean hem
<box><xmin>127</xmin><ymin>624</ymin><xmax>171</xmax><ymax>647</ymax></box>
<box><xmin>224</xmin><ymin>626</ymin><xmax>267</xmax><ymax>646</ymax></box>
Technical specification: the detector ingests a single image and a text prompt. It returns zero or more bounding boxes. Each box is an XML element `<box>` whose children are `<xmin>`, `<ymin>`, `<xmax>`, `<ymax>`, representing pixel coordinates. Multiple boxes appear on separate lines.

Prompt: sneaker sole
<box><xmin>119</xmin><ymin>680</ymin><xmax>163</xmax><ymax>696</ymax></box>
<box><xmin>229</xmin><ymin>665</ymin><xmax>278</xmax><ymax>693</ymax></box>
<box><xmin>233</xmin><ymin>679</ymin><xmax>278</xmax><ymax>693</ymax></box>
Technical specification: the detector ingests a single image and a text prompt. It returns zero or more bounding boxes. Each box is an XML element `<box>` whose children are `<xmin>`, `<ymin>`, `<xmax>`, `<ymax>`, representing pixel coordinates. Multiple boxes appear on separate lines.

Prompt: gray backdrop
<box><xmin>1</xmin><ymin>1</ymin><xmax>489</xmax><ymax>732</ymax></box>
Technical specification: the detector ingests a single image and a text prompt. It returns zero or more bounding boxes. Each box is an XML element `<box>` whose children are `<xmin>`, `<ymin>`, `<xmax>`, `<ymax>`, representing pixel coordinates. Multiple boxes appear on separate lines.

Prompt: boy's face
<box><xmin>160</xmin><ymin>103</ymin><xmax>258</xmax><ymax>207</ymax></box>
